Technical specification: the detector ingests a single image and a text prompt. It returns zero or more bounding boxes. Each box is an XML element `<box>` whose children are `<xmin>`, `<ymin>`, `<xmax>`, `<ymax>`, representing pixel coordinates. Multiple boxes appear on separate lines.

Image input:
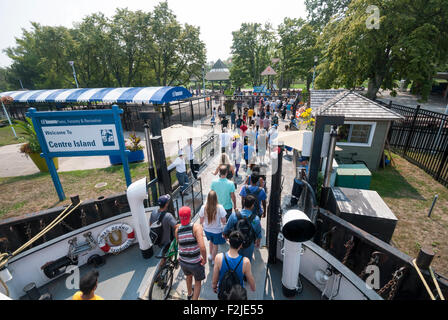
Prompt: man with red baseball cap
<box><xmin>175</xmin><ymin>206</ymin><xmax>207</xmax><ymax>300</ymax></box>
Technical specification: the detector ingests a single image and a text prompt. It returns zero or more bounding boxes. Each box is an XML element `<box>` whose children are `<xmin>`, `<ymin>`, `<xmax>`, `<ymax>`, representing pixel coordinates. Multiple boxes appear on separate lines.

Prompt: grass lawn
<box><xmin>0</xmin><ymin>153</ymin><xmax>183</xmax><ymax>221</ymax></box>
<box><xmin>370</xmin><ymin>153</ymin><xmax>448</xmax><ymax>276</ymax></box>
<box><xmin>290</xmin><ymin>83</ymin><xmax>306</xmax><ymax>90</ymax></box>
<box><xmin>0</xmin><ymin>125</ymin><xmax>26</xmax><ymax>147</ymax></box>
<box><xmin>0</xmin><ymin>162</ymin><xmax>151</xmax><ymax>220</ymax></box>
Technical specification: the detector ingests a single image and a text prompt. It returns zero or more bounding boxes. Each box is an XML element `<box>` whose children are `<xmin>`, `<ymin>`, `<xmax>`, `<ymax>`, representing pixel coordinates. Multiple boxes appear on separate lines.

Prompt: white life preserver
<box><xmin>97</xmin><ymin>223</ymin><xmax>135</xmax><ymax>254</ymax></box>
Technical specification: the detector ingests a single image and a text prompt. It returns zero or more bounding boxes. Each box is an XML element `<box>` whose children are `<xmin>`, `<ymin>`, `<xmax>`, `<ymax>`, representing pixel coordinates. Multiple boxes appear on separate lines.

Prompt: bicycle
<box><xmin>148</xmin><ymin>238</ymin><xmax>179</xmax><ymax>300</ymax></box>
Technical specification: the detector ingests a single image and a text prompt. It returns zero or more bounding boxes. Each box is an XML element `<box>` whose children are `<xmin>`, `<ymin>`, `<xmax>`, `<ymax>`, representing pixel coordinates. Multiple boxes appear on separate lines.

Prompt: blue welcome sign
<box><xmin>27</xmin><ymin>105</ymin><xmax>131</xmax><ymax>201</ymax></box>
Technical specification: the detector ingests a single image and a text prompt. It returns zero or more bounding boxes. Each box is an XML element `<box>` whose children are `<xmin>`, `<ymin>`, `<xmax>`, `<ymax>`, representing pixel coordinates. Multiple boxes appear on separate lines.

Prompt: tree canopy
<box><xmin>315</xmin><ymin>0</ymin><xmax>448</xmax><ymax>100</ymax></box>
<box><xmin>1</xmin><ymin>2</ymin><xmax>206</xmax><ymax>91</ymax></box>
<box><xmin>229</xmin><ymin>23</ymin><xmax>275</xmax><ymax>88</ymax></box>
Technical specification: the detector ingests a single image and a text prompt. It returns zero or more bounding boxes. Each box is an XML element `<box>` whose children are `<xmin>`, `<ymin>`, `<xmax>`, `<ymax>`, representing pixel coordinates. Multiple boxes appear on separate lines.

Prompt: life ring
<box><xmin>97</xmin><ymin>223</ymin><xmax>135</xmax><ymax>254</ymax></box>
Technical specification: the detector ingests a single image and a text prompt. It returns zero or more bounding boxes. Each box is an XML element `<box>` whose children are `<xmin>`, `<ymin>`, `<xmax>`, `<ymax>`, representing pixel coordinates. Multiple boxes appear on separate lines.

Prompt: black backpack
<box><xmin>234</xmin><ymin>211</ymin><xmax>257</xmax><ymax>248</ymax></box>
<box><xmin>218</xmin><ymin>254</ymin><xmax>244</xmax><ymax>300</ymax></box>
<box><xmin>150</xmin><ymin>211</ymin><xmax>166</xmax><ymax>246</ymax></box>
<box><xmin>244</xmin><ymin>186</ymin><xmax>262</xmax><ymax>216</ymax></box>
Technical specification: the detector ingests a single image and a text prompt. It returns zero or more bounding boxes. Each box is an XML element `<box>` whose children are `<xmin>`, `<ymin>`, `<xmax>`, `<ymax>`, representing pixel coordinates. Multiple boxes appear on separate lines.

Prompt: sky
<box><xmin>0</xmin><ymin>0</ymin><xmax>307</xmax><ymax>68</ymax></box>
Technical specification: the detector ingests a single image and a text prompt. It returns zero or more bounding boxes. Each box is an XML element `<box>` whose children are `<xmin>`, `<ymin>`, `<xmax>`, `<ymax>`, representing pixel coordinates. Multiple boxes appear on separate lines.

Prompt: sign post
<box><xmin>27</xmin><ymin>105</ymin><xmax>131</xmax><ymax>201</ymax></box>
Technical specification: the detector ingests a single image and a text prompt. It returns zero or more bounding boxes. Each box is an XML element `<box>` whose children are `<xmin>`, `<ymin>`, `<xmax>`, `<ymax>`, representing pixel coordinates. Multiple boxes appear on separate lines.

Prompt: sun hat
<box><xmin>234</xmin><ymin>134</ymin><xmax>240</xmax><ymax>139</ymax></box>
<box><xmin>179</xmin><ymin>206</ymin><xmax>191</xmax><ymax>226</ymax></box>
<box><xmin>158</xmin><ymin>194</ymin><xmax>171</xmax><ymax>207</ymax></box>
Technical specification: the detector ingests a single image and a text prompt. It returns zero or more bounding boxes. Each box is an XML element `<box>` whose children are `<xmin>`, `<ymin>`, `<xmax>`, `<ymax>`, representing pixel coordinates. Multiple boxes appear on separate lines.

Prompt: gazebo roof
<box><xmin>312</xmin><ymin>90</ymin><xmax>403</xmax><ymax>121</ymax></box>
<box><xmin>261</xmin><ymin>66</ymin><xmax>277</xmax><ymax>76</ymax></box>
<box><xmin>205</xmin><ymin>59</ymin><xmax>230</xmax><ymax>81</ymax></box>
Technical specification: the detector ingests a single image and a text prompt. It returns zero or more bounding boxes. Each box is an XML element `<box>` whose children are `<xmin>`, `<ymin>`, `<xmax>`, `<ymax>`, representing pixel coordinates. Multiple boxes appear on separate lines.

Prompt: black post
<box><xmin>190</xmin><ymin>100</ymin><xmax>194</xmax><ymax>123</ymax></box>
<box><xmin>143</xmin><ymin>121</ymin><xmax>158</xmax><ymax>206</ymax></box>
<box><xmin>140</xmin><ymin>112</ymin><xmax>173</xmax><ymax>211</ymax></box>
<box><xmin>436</xmin><ymin>143</ymin><xmax>448</xmax><ymax>181</ymax></box>
<box><xmin>267</xmin><ymin>145</ymin><xmax>283</xmax><ymax>264</ymax></box>
<box><xmin>308</xmin><ymin>115</ymin><xmax>345</xmax><ymax>192</ymax></box>
<box><xmin>403</xmin><ymin>105</ymin><xmax>420</xmax><ymax>157</ymax></box>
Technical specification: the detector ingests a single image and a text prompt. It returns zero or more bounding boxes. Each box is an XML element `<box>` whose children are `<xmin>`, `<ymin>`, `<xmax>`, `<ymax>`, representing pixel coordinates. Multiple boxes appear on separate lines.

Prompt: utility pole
<box><xmin>311</xmin><ymin>56</ymin><xmax>318</xmax><ymax>90</ymax></box>
<box><xmin>202</xmin><ymin>66</ymin><xmax>206</xmax><ymax>97</ymax></box>
<box><xmin>68</xmin><ymin>61</ymin><xmax>79</xmax><ymax>88</ymax></box>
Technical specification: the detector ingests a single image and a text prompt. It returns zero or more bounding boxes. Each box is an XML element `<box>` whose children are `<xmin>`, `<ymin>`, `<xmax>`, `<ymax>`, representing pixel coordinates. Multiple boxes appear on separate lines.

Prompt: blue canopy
<box><xmin>0</xmin><ymin>86</ymin><xmax>192</xmax><ymax>104</ymax></box>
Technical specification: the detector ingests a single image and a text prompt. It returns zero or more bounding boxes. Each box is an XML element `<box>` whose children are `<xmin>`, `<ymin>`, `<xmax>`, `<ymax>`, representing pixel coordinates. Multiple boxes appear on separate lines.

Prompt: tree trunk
<box><xmin>366</xmin><ymin>73</ymin><xmax>384</xmax><ymax>100</ymax></box>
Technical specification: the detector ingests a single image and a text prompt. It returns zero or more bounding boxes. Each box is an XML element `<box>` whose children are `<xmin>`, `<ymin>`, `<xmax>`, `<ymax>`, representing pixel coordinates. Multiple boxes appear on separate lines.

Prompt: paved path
<box><xmin>154</xmin><ymin>114</ymin><xmax>299</xmax><ymax>300</ymax></box>
<box><xmin>377</xmin><ymin>89</ymin><xmax>448</xmax><ymax>114</ymax></box>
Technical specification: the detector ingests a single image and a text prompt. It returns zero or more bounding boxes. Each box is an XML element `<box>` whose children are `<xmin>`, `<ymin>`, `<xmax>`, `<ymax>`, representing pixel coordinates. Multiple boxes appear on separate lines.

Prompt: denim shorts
<box><xmin>204</xmin><ymin>230</ymin><xmax>226</xmax><ymax>245</ymax></box>
<box><xmin>179</xmin><ymin>260</ymin><xmax>206</xmax><ymax>281</ymax></box>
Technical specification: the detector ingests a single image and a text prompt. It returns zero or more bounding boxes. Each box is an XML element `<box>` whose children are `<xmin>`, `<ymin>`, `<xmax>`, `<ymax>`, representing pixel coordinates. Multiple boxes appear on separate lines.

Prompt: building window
<box><xmin>336</xmin><ymin>121</ymin><xmax>376</xmax><ymax>147</ymax></box>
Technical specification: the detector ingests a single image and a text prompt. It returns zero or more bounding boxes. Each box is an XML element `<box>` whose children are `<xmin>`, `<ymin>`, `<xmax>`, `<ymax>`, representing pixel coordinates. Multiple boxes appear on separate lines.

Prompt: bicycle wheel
<box><xmin>148</xmin><ymin>263</ymin><xmax>174</xmax><ymax>300</ymax></box>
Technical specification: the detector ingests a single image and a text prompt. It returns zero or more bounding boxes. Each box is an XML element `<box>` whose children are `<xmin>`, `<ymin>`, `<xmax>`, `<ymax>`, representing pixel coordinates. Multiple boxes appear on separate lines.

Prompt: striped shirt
<box><xmin>178</xmin><ymin>224</ymin><xmax>201</xmax><ymax>264</ymax></box>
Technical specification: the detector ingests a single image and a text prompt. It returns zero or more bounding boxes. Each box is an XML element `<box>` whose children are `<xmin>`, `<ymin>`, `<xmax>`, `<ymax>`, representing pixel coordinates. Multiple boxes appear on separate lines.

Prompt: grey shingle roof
<box><xmin>312</xmin><ymin>91</ymin><xmax>404</xmax><ymax>121</ymax></box>
<box><xmin>205</xmin><ymin>59</ymin><xmax>230</xmax><ymax>81</ymax></box>
<box><xmin>310</xmin><ymin>89</ymin><xmax>347</xmax><ymax>109</ymax></box>
<box><xmin>212</xmin><ymin>59</ymin><xmax>228</xmax><ymax>70</ymax></box>
<box><xmin>205</xmin><ymin>71</ymin><xmax>230</xmax><ymax>81</ymax></box>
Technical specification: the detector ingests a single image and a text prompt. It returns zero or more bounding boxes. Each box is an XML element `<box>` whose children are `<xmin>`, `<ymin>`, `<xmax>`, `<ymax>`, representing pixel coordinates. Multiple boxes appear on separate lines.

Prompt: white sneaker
<box><xmin>208</xmin><ymin>254</ymin><xmax>213</xmax><ymax>261</ymax></box>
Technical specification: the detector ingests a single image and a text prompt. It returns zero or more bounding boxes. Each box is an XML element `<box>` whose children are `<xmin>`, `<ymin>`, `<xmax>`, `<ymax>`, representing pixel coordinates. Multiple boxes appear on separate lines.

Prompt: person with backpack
<box><xmin>149</xmin><ymin>195</ymin><xmax>178</xmax><ymax>265</ymax></box>
<box><xmin>212</xmin><ymin>230</ymin><xmax>256</xmax><ymax>300</ymax></box>
<box><xmin>239</xmin><ymin>174</ymin><xmax>267</xmax><ymax>218</ymax></box>
<box><xmin>211</xmin><ymin>165</ymin><xmax>238</xmax><ymax>221</ymax></box>
<box><xmin>223</xmin><ymin>195</ymin><xmax>262</xmax><ymax>261</ymax></box>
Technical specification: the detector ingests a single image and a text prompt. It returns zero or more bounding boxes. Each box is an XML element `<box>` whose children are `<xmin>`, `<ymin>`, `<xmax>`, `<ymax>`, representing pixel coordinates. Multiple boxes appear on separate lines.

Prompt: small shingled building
<box><xmin>311</xmin><ymin>90</ymin><xmax>403</xmax><ymax>170</ymax></box>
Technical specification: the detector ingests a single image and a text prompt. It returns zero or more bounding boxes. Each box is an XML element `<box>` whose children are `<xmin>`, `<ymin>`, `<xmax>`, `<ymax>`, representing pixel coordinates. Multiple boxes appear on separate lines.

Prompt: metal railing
<box><xmin>377</xmin><ymin>99</ymin><xmax>448</xmax><ymax>187</ymax></box>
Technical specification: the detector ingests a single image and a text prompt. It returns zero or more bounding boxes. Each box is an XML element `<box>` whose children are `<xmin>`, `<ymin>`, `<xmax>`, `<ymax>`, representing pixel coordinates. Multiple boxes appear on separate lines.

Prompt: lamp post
<box><xmin>311</xmin><ymin>56</ymin><xmax>318</xmax><ymax>90</ymax></box>
<box><xmin>202</xmin><ymin>66</ymin><xmax>206</xmax><ymax>97</ymax></box>
<box><xmin>68</xmin><ymin>61</ymin><xmax>79</xmax><ymax>88</ymax></box>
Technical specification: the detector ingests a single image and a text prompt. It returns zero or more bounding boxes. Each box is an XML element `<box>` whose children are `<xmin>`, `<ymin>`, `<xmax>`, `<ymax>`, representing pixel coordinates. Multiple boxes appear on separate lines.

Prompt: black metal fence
<box><xmin>377</xmin><ymin>100</ymin><xmax>448</xmax><ymax>187</ymax></box>
<box><xmin>4</xmin><ymin>96</ymin><xmax>212</xmax><ymax>132</ymax></box>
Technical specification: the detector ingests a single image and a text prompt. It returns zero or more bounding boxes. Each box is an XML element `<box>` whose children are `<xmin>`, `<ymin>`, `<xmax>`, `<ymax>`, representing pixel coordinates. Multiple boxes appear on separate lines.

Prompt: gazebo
<box><xmin>261</xmin><ymin>66</ymin><xmax>277</xmax><ymax>90</ymax></box>
<box><xmin>205</xmin><ymin>59</ymin><xmax>230</xmax><ymax>93</ymax></box>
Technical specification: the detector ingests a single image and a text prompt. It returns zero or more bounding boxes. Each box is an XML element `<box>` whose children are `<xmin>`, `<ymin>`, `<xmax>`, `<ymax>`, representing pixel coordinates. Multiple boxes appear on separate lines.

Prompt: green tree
<box><xmin>0</xmin><ymin>67</ymin><xmax>12</xmax><ymax>91</ymax></box>
<box><xmin>277</xmin><ymin>18</ymin><xmax>319</xmax><ymax>91</ymax></box>
<box><xmin>3</xmin><ymin>2</ymin><xmax>205</xmax><ymax>90</ymax></box>
<box><xmin>69</xmin><ymin>13</ymin><xmax>114</xmax><ymax>87</ymax></box>
<box><xmin>315</xmin><ymin>0</ymin><xmax>448</xmax><ymax>101</ymax></box>
<box><xmin>147</xmin><ymin>2</ymin><xmax>206</xmax><ymax>87</ymax></box>
<box><xmin>5</xmin><ymin>23</ymin><xmax>74</xmax><ymax>89</ymax></box>
<box><xmin>230</xmin><ymin>23</ymin><xmax>275</xmax><ymax>87</ymax></box>
<box><xmin>305</xmin><ymin>0</ymin><xmax>351</xmax><ymax>29</ymax></box>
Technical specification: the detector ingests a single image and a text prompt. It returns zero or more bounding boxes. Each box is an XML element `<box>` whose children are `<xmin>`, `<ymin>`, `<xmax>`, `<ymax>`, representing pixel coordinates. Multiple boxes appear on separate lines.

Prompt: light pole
<box><xmin>311</xmin><ymin>56</ymin><xmax>318</xmax><ymax>90</ymax></box>
<box><xmin>202</xmin><ymin>66</ymin><xmax>206</xmax><ymax>97</ymax></box>
<box><xmin>68</xmin><ymin>61</ymin><xmax>79</xmax><ymax>88</ymax></box>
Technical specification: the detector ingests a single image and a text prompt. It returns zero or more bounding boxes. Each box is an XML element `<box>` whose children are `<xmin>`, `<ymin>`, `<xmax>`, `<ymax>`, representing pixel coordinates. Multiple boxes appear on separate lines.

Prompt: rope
<box><xmin>429</xmin><ymin>266</ymin><xmax>445</xmax><ymax>300</ymax></box>
<box><xmin>412</xmin><ymin>259</ymin><xmax>445</xmax><ymax>300</ymax></box>
<box><xmin>0</xmin><ymin>276</ymin><xmax>9</xmax><ymax>297</ymax></box>
<box><xmin>0</xmin><ymin>201</ymin><xmax>83</xmax><ymax>291</ymax></box>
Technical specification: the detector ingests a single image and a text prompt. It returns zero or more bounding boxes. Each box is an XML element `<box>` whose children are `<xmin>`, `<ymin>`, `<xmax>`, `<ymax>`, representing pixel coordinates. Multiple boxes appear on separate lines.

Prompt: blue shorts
<box><xmin>204</xmin><ymin>230</ymin><xmax>226</xmax><ymax>245</ymax></box>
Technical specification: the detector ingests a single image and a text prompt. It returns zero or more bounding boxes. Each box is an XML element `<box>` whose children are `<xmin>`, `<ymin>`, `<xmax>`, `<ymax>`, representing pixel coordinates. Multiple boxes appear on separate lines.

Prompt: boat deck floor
<box><xmin>29</xmin><ymin>128</ymin><xmax>321</xmax><ymax>300</ymax></box>
<box><xmin>32</xmin><ymin>240</ymin><xmax>321</xmax><ymax>300</ymax></box>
